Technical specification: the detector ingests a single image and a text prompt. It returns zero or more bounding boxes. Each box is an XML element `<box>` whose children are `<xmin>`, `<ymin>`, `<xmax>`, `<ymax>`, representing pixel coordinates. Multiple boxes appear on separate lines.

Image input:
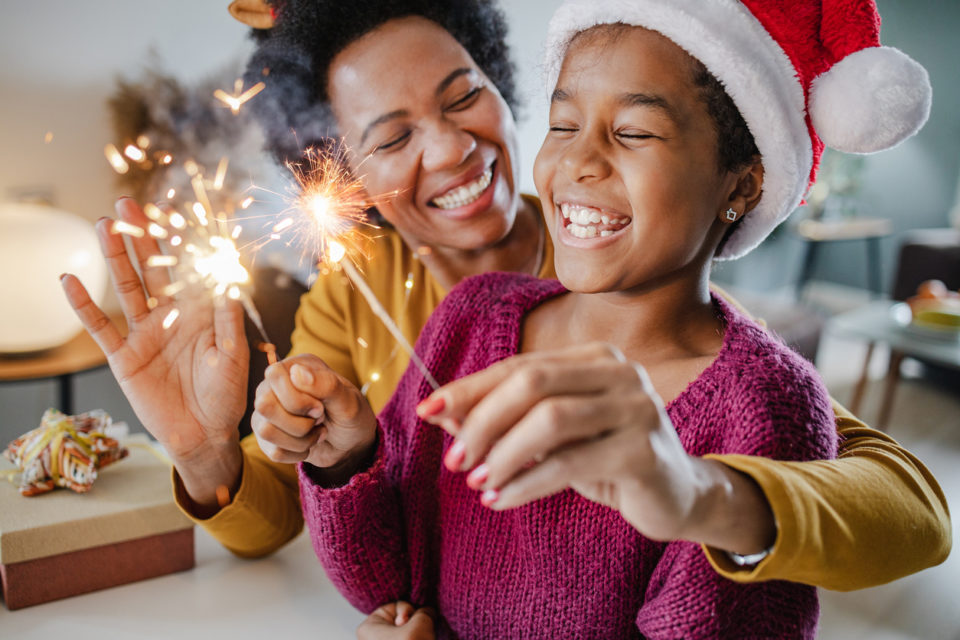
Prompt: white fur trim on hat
<box><xmin>810</xmin><ymin>46</ymin><xmax>932</xmax><ymax>154</ymax></box>
<box><xmin>543</xmin><ymin>0</ymin><xmax>812</xmax><ymax>260</ymax></box>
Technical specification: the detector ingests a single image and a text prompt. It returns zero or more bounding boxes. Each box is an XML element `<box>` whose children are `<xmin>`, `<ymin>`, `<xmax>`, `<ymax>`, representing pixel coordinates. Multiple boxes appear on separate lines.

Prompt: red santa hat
<box><xmin>543</xmin><ymin>0</ymin><xmax>932</xmax><ymax>260</ymax></box>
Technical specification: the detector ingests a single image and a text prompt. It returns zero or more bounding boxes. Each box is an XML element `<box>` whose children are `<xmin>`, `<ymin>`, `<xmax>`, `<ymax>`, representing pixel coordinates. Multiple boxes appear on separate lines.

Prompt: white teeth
<box><xmin>432</xmin><ymin>167</ymin><xmax>493</xmax><ymax>209</ymax></box>
<box><xmin>559</xmin><ymin>202</ymin><xmax>630</xmax><ymax>239</ymax></box>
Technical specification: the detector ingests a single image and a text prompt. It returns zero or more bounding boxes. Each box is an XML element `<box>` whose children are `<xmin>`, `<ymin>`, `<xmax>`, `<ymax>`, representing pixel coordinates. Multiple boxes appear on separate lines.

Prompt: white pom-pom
<box><xmin>810</xmin><ymin>46</ymin><xmax>932</xmax><ymax>153</ymax></box>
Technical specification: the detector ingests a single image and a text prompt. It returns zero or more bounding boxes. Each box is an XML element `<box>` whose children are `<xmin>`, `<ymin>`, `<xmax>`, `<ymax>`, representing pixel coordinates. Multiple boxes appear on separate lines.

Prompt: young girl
<box><xmin>276</xmin><ymin>1</ymin><xmax>927</xmax><ymax>637</ymax></box>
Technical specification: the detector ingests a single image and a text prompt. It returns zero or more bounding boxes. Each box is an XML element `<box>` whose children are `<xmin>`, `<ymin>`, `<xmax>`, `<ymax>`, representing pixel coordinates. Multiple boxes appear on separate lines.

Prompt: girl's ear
<box><xmin>719</xmin><ymin>157</ymin><xmax>764</xmax><ymax>224</ymax></box>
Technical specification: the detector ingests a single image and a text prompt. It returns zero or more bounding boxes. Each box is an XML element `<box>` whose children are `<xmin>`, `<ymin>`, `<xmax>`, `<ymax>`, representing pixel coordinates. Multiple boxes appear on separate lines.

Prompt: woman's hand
<box><xmin>417</xmin><ymin>342</ymin><xmax>775</xmax><ymax>554</ymax></box>
<box><xmin>61</xmin><ymin>198</ymin><xmax>249</xmax><ymax>511</ymax></box>
<box><xmin>356</xmin><ymin>601</ymin><xmax>436</xmax><ymax>640</ymax></box>
<box><xmin>252</xmin><ymin>353</ymin><xmax>378</xmax><ymax>480</ymax></box>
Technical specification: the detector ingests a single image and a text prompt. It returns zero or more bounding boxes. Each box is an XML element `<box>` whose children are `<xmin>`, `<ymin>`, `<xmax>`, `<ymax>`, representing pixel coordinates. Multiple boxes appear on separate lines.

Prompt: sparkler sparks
<box><xmin>214</xmin><ymin>79</ymin><xmax>266</xmax><ymax>114</ymax></box>
<box><xmin>104</xmin><ymin>153</ymin><xmax>275</xmax><ymax>360</ymax></box>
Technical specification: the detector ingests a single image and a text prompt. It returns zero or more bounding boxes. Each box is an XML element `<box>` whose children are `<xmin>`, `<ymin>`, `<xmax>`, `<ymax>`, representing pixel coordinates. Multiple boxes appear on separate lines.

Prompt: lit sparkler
<box><xmin>266</xmin><ymin>146</ymin><xmax>438</xmax><ymax>390</ymax></box>
<box><xmin>214</xmin><ymin>79</ymin><xmax>266</xmax><ymax>114</ymax></box>
<box><xmin>106</xmin><ymin>158</ymin><xmax>277</xmax><ymax>364</ymax></box>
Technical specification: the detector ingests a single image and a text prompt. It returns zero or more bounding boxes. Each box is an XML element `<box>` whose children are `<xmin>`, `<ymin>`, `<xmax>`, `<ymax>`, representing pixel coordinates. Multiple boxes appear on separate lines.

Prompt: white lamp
<box><xmin>0</xmin><ymin>202</ymin><xmax>107</xmax><ymax>353</ymax></box>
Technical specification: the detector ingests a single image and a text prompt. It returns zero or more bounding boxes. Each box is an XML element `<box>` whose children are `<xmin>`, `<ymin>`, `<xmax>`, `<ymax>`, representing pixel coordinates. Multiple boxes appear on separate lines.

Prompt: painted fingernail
<box><xmin>416</xmin><ymin>394</ymin><xmax>445</xmax><ymax>417</ymax></box>
<box><xmin>291</xmin><ymin>363</ymin><xmax>314</xmax><ymax>386</ymax></box>
<box><xmin>466</xmin><ymin>463</ymin><xmax>489</xmax><ymax>489</ymax></box>
<box><xmin>480</xmin><ymin>489</ymin><xmax>499</xmax><ymax>507</ymax></box>
<box><xmin>444</xmin><ymin>440</ymin><xmax>465</xmax><ymax>472</ymax></box>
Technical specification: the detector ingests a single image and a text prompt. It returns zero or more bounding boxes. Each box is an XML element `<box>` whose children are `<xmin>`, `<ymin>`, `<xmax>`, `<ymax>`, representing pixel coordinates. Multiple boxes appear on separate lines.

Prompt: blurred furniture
<box><xmin>827</xmin><ymin>301</ymin><xmax>960</xmax><ymax>430</ymax></box>
<box><xmin>793</xmin><ymin>217</ymin><xmax>892</xmax><ymax>299</ymax></box>
<box><xmin>890</xmin><ymin>228</ymin><xmax>960</xmax><ymax>301</ymax></box>
<box><xmin>0</xmin><ymin>314</ymin><xmax>126</xmax><ymax>415</ymax></box>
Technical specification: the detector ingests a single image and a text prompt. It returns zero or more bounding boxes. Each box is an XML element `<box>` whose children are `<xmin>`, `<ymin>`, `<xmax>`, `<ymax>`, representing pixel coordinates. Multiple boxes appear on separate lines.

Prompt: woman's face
<box><xmin>327</xmin><ymin>16</ymin><xmax>522</xmax><ymax>252</ymax></box>
<box><xmin>534</xmin><ymin>26</ymin><xmax>741</xmax><ymax>294</ymax></box>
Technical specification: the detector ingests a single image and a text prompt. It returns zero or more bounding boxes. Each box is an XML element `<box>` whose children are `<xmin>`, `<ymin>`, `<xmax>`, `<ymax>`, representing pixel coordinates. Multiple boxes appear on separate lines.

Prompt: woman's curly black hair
<box><xmin>243</xmin><ymin>0</ymin><xmax>519</xmax><ymax>168</ymax></box>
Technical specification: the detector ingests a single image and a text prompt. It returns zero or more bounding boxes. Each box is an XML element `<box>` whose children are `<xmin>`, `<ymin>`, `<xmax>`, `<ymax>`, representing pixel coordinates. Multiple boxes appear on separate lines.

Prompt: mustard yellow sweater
<box><xmin>176</xmin><ymin>196</ymin><xmax>950</xmax><ymax>591</ymax></box>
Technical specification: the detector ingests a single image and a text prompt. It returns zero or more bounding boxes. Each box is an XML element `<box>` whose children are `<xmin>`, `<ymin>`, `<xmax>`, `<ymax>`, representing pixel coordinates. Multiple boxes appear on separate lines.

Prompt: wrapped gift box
<box><xmin>0</xmin><ymin>434</ymin><xmax>194</xmax><ymax>610</ymax></box>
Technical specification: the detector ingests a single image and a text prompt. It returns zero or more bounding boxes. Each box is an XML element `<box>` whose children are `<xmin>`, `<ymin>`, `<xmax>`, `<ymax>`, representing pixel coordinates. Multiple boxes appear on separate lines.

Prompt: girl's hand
<box><xmin>61</xmin><ymin>198</ymin><xmax>249</xmax><ymax>510</ymax></box>
<box><xmin>417</xmin><ymin>342</ymin><xmax>774</xmax><ymax>553</ymax></box>
<box><xmin>252</xmin><ymin>353</ymin><xmax>377</xmax><ymax>474</ymax></box>
<box><xmin>356</xmin><ymin>601</ymin><xmax>436</xmax><ymax>640</ymax></box>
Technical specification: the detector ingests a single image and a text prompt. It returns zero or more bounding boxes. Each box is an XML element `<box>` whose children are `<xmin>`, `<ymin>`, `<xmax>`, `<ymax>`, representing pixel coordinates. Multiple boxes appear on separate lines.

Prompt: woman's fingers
<box><xmin>95</xmin><ymin>217</ymin><xmax>150</xmax><ymax>324</ymax></box>
<box><xmin>115</xmin><ymin>198</ymin><xmax>173</xmax><ymax>302</ymax></box>
<box><xmin>476</xmin><ymin>392</ymin><xmax>647</xmax><ymax>491</ymax></box>
<box><xmin>214</xmin><ymin>298</ymin><xmax>248</xmax><ymax>363</ymax></box>
<box><xmin>438</xmin><ymin>347</ymin><xmax>637</xmax><ymax>471</ymax></box>
<box><xmin>60</xmin><ymin>273</ymin><xmax>125</xmax><ymax>356</ymax></box>
<box><xmin>488</xmin><ymin>430</ymin><xmax>628</xmax><ymax>510</ymax></box>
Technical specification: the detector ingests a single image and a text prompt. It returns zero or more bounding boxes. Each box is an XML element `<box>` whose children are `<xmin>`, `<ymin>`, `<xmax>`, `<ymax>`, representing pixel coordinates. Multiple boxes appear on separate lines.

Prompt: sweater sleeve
<box><xmin>638</xmin><ymin>336</ymin><xmax>833</xmax><ymax>638</ymax></box>
<box><xmin>636</xmin><ymin>540</ymin><xmax>818</xmax><ymax>639</ymax></box>
<box><xmin>703</xmin><ymin>398</ymin><xmax>952</xmax><ymax>590</ymax></box>
<box><xmin>172</xmin><ymin>436</ymin><xmax>303</xmax><ymax>558</ymax></box>
<box><xmin>297</xmin><ymin>426</ymin><xmax>409</xmax><ymax>614</ymax></box>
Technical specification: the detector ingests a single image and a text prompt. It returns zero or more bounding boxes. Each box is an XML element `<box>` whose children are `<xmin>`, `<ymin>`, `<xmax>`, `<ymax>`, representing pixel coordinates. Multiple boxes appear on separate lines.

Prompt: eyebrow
<box><xmin>359</xmin><ymin>67</ymin><xmax>477</xmax><ymax>146</ymax></box>
<box><xmin>550</xmin><ymin>88</ymin><xmax>679</xmax><ymax>121</ymax></box>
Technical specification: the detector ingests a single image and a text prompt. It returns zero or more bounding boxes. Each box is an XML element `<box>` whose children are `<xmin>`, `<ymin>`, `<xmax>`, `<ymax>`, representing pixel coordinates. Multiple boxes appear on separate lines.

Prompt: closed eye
<box><xmin>446</xmin><ymin>85</ymin><xmax>484</xmax><ymax>112</ymax></box>
<box><xmin>374</xmin><ymin>130</ymin><xmax>412</xmax><ymax>153</ymax></box>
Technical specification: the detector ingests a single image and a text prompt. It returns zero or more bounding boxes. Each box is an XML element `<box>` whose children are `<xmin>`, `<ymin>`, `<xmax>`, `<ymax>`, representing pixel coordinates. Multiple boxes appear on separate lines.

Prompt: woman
<box><xmin>61</xmin><ymin>0</ymin><xmax>947</xmax><ymax>620</ymax></box>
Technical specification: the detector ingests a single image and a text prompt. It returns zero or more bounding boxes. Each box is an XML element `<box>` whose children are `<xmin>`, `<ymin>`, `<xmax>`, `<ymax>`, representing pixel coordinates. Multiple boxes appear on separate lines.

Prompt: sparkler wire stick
<box><xmin>339</xmin><ymin>258</ymin><xmax>439</xmax><ymax>391</ymax></box>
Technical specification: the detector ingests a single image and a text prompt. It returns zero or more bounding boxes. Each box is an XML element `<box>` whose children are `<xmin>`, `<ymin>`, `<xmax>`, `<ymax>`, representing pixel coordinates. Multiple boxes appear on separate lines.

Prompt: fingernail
<box><xmin>416</xmin><ymin>394</ymin><xmax>445</xmax><ymax>417</ymax></box>
<box><xmin>466</xmin><ymin>463</ymin><xmax>488</xmax><ymax>489</ymax></box>
<box><xmin>290</xmin><ymin>363</ymin><xmax>314</xmax><ymax>386</ymax></box>
<box><xmin>59</xmin><ymin>273</ymin><xmax>68</xmax><ymax>281</ymax></box>
<box><xmin>307</xmin><ymin>406</ymin><xmax>324</xmax><ymax>421</ymax></box>
<box><xmin>444</xmin><ymin>440</ymin><xmax>465</xmax><ymax>472</ymax></box>
<box><xmin>481</xmin><ymin>489</ymin><xmax>499</xmax><ymax>507</ymax></box>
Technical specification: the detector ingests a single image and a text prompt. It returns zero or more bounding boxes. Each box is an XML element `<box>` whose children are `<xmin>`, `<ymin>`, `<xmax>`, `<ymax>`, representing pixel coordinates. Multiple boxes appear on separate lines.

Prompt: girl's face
<box><xmin>534</xmin><ymin>26</ymin><xmax>743</xmax><ymax>294</ymax></box>
<box><xmin>328</xmin><ymin>16</ymin><xmax>522</xmax><ymax>252</ymax></box>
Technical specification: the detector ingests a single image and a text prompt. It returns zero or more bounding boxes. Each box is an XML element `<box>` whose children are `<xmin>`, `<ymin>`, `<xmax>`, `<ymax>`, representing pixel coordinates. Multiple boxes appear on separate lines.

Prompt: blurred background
<box><xmin>1</xmin><ymin>2</ymin><xmax>958</xmax><ymax>638</ymax></box>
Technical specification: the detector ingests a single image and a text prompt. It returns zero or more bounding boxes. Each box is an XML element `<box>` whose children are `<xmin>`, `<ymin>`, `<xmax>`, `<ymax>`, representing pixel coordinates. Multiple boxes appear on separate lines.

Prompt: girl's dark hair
<box><xmin>691</xmin><ymin>59</ymin><xmax>759</xmax><ymax>174</ymax></box>
<box><xmin>244</xmin><ymin>0</ymin><xmax>519</xmax><ymax>167</ymax></box>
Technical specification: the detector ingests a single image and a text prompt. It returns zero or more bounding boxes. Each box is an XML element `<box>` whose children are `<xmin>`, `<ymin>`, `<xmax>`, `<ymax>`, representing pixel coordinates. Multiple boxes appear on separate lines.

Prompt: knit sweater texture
<box><xmin>299</xmin><ymin>273</ymin><xmax>838</xmax><ymax>639</ymax></box>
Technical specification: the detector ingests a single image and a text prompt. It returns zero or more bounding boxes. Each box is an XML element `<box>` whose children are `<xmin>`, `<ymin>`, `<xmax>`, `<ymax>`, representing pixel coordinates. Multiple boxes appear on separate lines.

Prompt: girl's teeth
<box><xmin>432</xmin><ymin>167</ymin><xmax>493</xmax><ymax>210</ymax></box>
<box><xmin>560</xmin><ymin>203</ymin><xmax>629</xmax><ymax>239</ymax></box>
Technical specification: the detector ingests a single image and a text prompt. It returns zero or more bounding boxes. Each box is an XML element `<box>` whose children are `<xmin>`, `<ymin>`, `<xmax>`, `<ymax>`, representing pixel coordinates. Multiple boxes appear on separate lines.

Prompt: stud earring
<box><xmin>725</xmin><ymin>208</ymin><xmax>738</xmax><ymax>222</ymax></box>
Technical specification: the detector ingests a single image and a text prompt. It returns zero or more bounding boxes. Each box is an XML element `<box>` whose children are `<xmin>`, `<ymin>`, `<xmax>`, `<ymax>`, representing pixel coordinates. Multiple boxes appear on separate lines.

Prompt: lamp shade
<box><xmin>0</xmin><ymin>202</ymin><xmax>107</xmax><ymax>353</ymax></box>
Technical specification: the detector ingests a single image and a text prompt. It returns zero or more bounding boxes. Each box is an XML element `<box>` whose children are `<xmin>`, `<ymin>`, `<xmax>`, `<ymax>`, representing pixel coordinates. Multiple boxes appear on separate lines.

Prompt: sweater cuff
<box><xmin>298</xmin><ymin>424</ymin><xmax>386</xmax><ymax>496</ymax></box>
<box><xmin>700</xmin><ymin>453</ymin><xmax>803</xmax><ymax>583</ymax></box>
<box><xmin>172</xmin><ymin>445</ymin><xmax>301</xmax><ymax>557</ymax></box>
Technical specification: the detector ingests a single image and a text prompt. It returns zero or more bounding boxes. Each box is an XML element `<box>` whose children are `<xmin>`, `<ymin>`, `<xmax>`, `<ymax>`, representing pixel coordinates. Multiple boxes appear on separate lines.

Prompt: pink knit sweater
<box><xmin>299</xmin><ymin>274</ymin><xmax>837</xmax><ymax>639</ymax></box>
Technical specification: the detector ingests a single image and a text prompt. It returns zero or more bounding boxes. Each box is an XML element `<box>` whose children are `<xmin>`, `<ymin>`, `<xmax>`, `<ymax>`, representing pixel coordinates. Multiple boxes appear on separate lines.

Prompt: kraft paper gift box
<box><xmin>0</xmin><ymin>434</ymin><xmax>195</xmax><ymax>610</ymax></box>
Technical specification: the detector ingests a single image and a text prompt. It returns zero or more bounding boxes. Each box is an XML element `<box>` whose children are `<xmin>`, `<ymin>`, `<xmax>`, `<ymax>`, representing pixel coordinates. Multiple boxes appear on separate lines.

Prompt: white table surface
<box><xmin>826</xmin><ymin>300</ymin><xmax>960</xmax><ymax>369</ymax></box>
<box><xmin>0</xmin><ymin>527</ymin><xmax>365</xmax><ymax>638</ymax></box>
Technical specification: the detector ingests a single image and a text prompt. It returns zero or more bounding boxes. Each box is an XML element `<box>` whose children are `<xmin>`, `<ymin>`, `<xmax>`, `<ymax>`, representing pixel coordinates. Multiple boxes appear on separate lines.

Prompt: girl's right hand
<box><xmin>357</xmin><ymin>601</ymin><xmax>436</xmax><ymax>640</ymax></box>
<box><xmin>252</xmin><ymin>353</ymin><xmax>377</xmax><ymax>475</ymax></box>
<box><xmin>61</xmin><ymin>198</ymin><xmax>250</xmax><ymax>509</ymax></box>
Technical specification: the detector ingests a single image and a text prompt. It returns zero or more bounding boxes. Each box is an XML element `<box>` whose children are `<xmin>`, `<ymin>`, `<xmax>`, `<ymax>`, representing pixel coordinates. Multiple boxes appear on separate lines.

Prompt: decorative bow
<box><xmin>2</xmin><ymin>409</ymin><xmax>128</xmax><ymax>497</ymax></box>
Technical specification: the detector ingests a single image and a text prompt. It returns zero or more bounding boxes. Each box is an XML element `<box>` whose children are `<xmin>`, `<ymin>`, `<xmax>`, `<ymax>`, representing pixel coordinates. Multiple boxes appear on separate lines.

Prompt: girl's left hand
<box><xmin>417</xmin><ymin>342</ymin><xmax>764</xmax><ymax>547</ymax></box>
<box><xmin>357</xmin><ymin>601</ymin><xmax>436</xmax><ymax>640</ymax></box>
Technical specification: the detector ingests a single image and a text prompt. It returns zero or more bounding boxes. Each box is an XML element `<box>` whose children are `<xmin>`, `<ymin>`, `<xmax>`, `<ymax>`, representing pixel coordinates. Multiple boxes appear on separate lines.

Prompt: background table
<box><xmin>0</xmin><ymin>314</ymin><xmax>125</xmax><ymax>414</ymax></box>
<box><xmin>826</xmin><ymin>300</ymin><xmax>960</xmax><ymax>429</ymax></box>
<box><xmin>793</xmin><ymin>217</ymin><xmax>892</xmax><ymax>299</ymax></box>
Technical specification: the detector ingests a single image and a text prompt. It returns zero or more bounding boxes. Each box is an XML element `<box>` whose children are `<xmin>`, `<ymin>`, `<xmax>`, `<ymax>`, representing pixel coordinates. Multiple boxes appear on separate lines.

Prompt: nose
<box><xmin>420</xmin><ymin>117</ymin><xmax>476</xmax><ymax>172</ymax></box>
<box><xmin>560</xmin><ymin>128</ymin><xmax>611</xmax><ymax>183</ymax></box>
